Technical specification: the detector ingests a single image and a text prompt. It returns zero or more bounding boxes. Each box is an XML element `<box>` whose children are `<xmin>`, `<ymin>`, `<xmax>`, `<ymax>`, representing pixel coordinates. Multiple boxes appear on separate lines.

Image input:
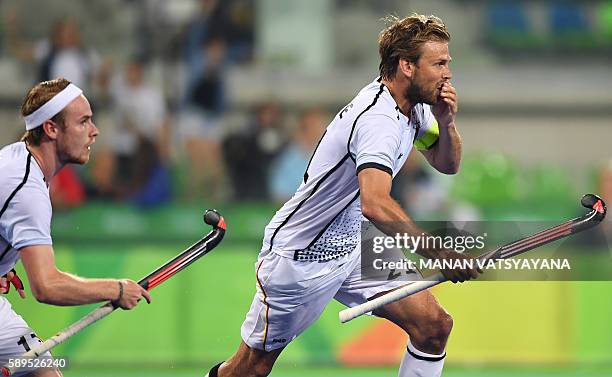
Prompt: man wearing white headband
<box><xmin>0</xmin><ymin>78</ymin><xmax>151</xmax><ymax>376</ymax></box>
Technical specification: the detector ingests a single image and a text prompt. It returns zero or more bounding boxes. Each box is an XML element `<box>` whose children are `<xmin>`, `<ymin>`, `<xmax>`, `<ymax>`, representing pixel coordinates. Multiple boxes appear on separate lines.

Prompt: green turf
<box><xmin>62</xmin><ymin>365</ymin><xmax>612</xmax><ymax>377</ymax></box>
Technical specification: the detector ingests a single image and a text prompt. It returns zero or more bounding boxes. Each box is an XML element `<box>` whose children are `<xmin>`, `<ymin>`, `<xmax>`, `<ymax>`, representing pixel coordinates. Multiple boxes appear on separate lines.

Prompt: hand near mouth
<box><xmin>432</xmin><ymin>81</ymin><xmax>458</xmax><ymax>127</ymax></box>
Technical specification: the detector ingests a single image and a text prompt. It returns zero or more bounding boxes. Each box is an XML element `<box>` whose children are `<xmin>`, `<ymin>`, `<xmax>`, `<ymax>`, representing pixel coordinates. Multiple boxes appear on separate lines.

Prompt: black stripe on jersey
<box><xmin>269</xmin><ymin>153</ymin><xmax>352</xmax><ymax>252</ymax></box>
<box><xmin>346</xmin><ymin>84</ymin><xmax>385</xmax><ymax>162</ymax></box>
<box><xmin>0</xmin><ymin>152</ymin><xmax>32</xmax><ymax>221</ymax></box>
<box><xmin>0</xmin><ymin>244</ymin><xmax>11</xmax><ymax>263</ymax></box>
<box><xmin>0</xmin><ymin>152</ymin><xmax>32</xmax><ymax>263</ymax></box>
<box><xmin>298</xmin><ymin>190</ymin><xmax>361</xmax><ymax>257</ymax></box>
<box><xmin>303</xmin><ymin>129</ymin><xmax>327</xmax><ymax>184</ymax></box>
<box><xmin>356</xmin><ymin>162</ymin><xmax>392</xmax><ymax>176</ymax></box>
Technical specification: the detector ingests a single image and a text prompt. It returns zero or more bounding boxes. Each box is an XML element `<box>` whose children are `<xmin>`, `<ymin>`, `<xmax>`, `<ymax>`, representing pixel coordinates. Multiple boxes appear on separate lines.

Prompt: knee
<box><xmin>434</xmin><ymin>311</ymin><xmax>453</xmax><ymax>339</ymax></box>
<box><xmin>410</xmin><ymin>310</ymin><xmax>453</xmax><ymax>351</ymax></box>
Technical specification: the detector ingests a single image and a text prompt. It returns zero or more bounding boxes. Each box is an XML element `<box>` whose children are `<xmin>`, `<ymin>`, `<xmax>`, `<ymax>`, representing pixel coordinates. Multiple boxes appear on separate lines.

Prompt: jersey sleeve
<box><xmin>414</xmin><ymin>105</ymin><xmax>439</xmax><ymax>151</ymax></box>
<box><xmin>351</xmin><ymin>113</ymin><xmax>402</xmax><ymax>176</ymax></box>
<box><xmin>0</xmin><ymin>181</ymin><xmax>52</xmax><ymax>250</ymax></box>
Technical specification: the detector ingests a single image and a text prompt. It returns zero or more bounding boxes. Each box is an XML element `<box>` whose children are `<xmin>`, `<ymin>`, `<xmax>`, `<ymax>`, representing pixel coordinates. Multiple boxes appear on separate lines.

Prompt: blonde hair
<box><xmin>20</xmin><ymin>78</ymin><xmax>71</xmax><ymax>145</ymax></box>
<box><xmin>378</xmin><ymin>14</ymin><xmax>450</xmax><ymax>81</ymax></box>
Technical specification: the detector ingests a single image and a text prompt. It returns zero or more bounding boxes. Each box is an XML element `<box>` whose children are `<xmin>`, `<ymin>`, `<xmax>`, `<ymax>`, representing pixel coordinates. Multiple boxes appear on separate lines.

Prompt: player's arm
<box><xmin>358</xmin><ymin>167</ymin><xmax>479</xmax><ymax>282</ymax></box>
<box><xmin>19</xmin><ymin>244</ymin><xmax>151</xmax><ymax>308</ymax></box>
<box><xmin>420</xmin><ymin>82</ymin><xmax>462</xmax><ymax>174</ymax></box>
<box><xmin>359</xmin><ymin>168</ymin><xmax>425</xmax><ymax>242</ymax></box>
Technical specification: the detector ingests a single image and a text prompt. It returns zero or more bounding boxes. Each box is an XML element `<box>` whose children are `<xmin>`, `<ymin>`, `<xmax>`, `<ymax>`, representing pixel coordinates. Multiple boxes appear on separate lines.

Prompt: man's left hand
<box><xmin>436</xmin><ymin>250</ymin><xmax>482</xmax><ymax>283</ymax></box>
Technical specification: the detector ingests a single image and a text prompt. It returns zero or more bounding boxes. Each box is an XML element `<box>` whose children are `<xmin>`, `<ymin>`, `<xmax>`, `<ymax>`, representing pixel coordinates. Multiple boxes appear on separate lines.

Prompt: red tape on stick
<box><xmin>594</xmin><ymin>200</ymin><xmax>605</xmax><ymax>214</ymax></box>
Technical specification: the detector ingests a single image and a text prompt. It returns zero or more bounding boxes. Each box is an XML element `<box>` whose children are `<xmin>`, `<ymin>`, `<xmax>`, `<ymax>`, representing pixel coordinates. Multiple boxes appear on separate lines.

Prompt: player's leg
<box><xmin>205</xmin><ymin>341</ymin><xmax>283</xmax><ymax>377</ymax></box>
<box><xmin>372</xmin><ymin>289</ymin><xmax>452</xmax><ymax>377</ymax></box>
<box><xmin>206</xmin><ymin>251</ymin><xmax>354</xmax><ymax>377</ymax></box>
<box><xmin>335</xmin><ymin>251</ymin><xmax>451</xmax><ymax>377</ymax></box>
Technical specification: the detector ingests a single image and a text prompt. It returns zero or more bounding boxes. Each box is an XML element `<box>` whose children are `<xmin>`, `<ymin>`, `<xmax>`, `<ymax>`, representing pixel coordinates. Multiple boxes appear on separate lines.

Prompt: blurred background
<box><xmin>1</xmin><ymin>0</ymin><xmax>611</xmax><ymax>376</ymax></box>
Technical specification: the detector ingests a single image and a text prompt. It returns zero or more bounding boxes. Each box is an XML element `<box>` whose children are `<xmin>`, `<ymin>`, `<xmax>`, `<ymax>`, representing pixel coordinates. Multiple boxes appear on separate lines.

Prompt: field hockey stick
<box><xmin>339</xmin><ymin>194</ymin><xmax>607</xmax><ymax>323</ymax></box>
<box><xmin>2</xmin><ymin>210</ymin><xmax>226</xmax><ymax>376</ymax></box>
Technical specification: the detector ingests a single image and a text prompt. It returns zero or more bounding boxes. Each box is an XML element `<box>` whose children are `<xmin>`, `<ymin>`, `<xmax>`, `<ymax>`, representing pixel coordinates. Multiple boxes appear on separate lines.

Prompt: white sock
<box><xmin>398</xmin><ymin>341</ymin><xmax>446</xmax><ymax>377</ymax></box>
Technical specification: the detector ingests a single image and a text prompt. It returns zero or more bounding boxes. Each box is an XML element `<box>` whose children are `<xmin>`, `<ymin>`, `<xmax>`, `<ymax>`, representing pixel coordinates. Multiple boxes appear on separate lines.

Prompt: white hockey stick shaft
<box><xmin>339</xmin><ymin>273</ymin><xmax>445</xmax><ymax>323</ymax></box>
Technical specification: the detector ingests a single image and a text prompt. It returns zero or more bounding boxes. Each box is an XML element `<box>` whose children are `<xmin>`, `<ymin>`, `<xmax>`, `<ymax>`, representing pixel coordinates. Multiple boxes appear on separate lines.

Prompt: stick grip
<box><xmin>339</xmin><ymin>273</ymin><xmax>445</xmax><ymax>323</ymax></box>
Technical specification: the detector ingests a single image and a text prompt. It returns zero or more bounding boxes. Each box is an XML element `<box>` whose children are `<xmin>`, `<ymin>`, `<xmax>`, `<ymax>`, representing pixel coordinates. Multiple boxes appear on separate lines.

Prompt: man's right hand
<box><xmin>1</xmin><ymin>269</ymin><xmax>26</xmax><ymax>298</ymax></box>
<box><xmin>436</xmin><ymin>250</ymin><xmax>482</xmax><ymax>283</ymax></box>
<box><xmin>115</xmin><ymin>279</ymin><xmax>152</xmax><ymax>309</ymax></box>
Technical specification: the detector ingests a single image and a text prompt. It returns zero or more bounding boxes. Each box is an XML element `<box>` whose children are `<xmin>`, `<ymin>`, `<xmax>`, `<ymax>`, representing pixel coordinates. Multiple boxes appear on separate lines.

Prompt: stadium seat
<box><xmin>549</xmin><ymin>1</ymin><xmax>597</xmax><ymax>51</ymax></box>
<box><xmin>485</xmin><ymin>1</ymin><xmax>542</xmax><ymax>52</ymax></box>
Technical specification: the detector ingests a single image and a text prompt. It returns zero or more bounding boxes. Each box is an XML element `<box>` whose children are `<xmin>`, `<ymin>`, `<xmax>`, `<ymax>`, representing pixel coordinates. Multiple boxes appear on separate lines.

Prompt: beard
<box><xmin>59</xmin><ymin>150</ymin><xmax>88</xmax><ymax>165</ymax></box>
<box><xmin>57</xmin><ymin>139</ymin><xmax>89</xmax><ymax>165</ymax></box>
<box><xmin>404</xmin><ymin>81</ymin><xmax>438</xmax><ymax>106</ymax></box>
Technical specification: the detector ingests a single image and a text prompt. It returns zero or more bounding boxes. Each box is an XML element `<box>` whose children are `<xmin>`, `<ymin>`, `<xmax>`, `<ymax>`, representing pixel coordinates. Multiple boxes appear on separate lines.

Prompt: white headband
<box><xmin>24</xmin><ymin>83</ymin><xmax>83</xmax><ymax>131</ymax></box>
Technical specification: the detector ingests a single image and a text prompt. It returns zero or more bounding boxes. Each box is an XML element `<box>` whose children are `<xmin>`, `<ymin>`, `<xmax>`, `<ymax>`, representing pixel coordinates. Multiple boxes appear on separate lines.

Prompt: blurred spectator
<box><xmin>6</xmin><ymin>16</ymin><xmax>105</xmax><ymax>92</ymax></box>
<box><xmin>110</xmin><ymin>56</ymin><xmax>171</xmax><ymax>165</ymax></box>
<box><xmin>181</xmin><ymin>0</ymin><xmax>254</xmax><ymax>114</ymax></box>
<box><xmin>183</xmin><ymin>0</ymin><xmax>254</xmax><ymax>76</ymax></box>
<box><xmin>269</xmin><ymin>108</ymin><xmax>327</xmax><ymax>203</ymax></box>
<box><xmin>186</xmin><ymin>38</ymin><xmax>226</xmax><ymax>116</ymax></box>
<box><xmin>180</xmin><ymin>37</ymin><xmax>227</xmax><ymax>202</ymax></box>
<box><xmin>223</xmin><ymin>102</ymin><xmax>286</xmax><ymax>201</ymax></box>
<box><xmin>90</xmin><ymin>56</ymin><xmax>172</xmax><ymax>207</ymax></box>
<box><xmin>222</xmin><ymin>0</ymin><xmax>255</xmax><ymax>63</ymax></box>
<box><xmin>124</xmin><ymin>136</ymin><xmax>172</xmax><ymax>208</ymax></box>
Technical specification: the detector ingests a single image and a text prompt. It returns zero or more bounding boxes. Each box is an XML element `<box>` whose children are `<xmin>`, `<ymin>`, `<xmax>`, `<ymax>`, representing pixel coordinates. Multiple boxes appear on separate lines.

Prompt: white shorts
<box><xmin>240</xmin><ymin>248</ymin><xmax>414</xmax><ymax>352</ymax></box>
<box><xmin>0</xmin><ymin>297</ymin><xmax>53</xmax><ymax>377</ymax></box>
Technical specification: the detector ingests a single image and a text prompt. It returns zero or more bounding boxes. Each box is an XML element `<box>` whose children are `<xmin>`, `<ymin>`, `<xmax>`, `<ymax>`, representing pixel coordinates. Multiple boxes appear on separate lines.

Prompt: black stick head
<box><xmin>204</xmin><ymin>209</ymin><xmax>220</xmax><ymax>226</ymax></box>
<box><xmin>581</xmin><ymin>194</ymin><xmax>606</xmax><ymax>213</ymax></box>
<box><xmin>203</xmin><ymin>209</ymin><xmax>226</xmax><ymax>230</ymax></box>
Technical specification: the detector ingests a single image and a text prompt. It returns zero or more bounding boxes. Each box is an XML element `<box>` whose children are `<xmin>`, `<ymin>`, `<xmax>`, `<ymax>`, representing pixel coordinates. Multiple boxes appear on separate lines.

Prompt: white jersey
<box><xmin>0</xmin><ymin>142</ymin><xmax>52</xmax><ymax>276</ymax></box>
<box><xmin>263</xmin><ymin>78</ymin><xmax>439</xmax><ymax>261</ymax></box>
